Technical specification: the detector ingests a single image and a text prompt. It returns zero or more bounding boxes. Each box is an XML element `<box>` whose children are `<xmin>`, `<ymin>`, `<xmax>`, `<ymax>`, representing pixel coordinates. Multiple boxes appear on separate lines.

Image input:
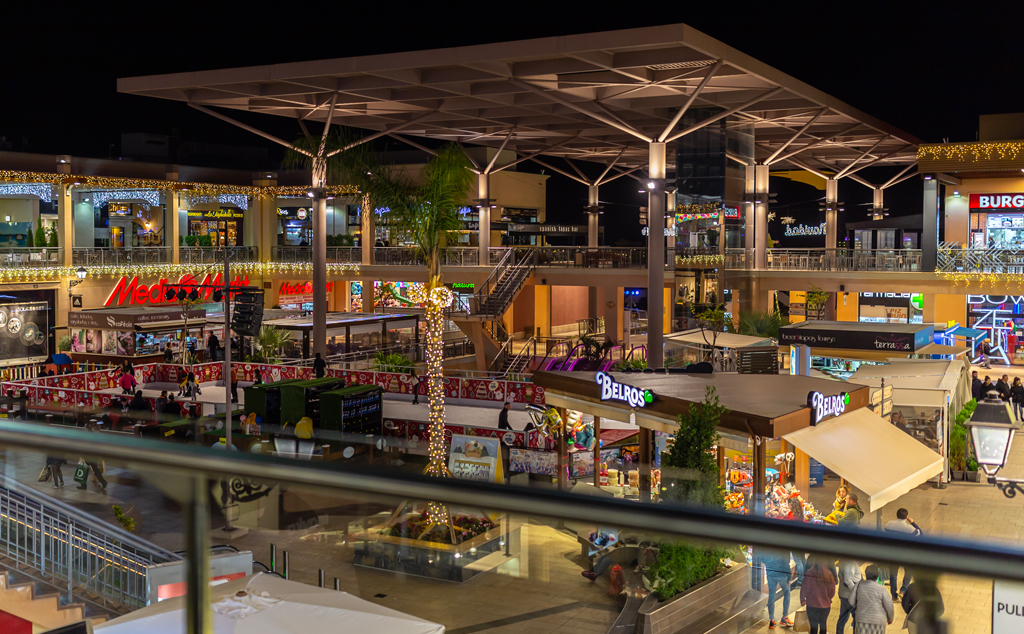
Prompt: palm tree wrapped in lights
<box><xmin>286</xmin><ymin>135</ymin><xmax>474</xmax><ymax>533</ymax></box>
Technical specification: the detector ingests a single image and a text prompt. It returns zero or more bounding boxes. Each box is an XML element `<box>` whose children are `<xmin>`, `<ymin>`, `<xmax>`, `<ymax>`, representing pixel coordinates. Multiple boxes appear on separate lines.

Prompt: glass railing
<box><xmin>0</xmin><ymin>247</ymin><xmax>63</xmax><ymax>268</ymax></box>
<box><xmin>72</xmin><ymin>246</ymin><xmax>258</xmax><ymax>266</ymax></box>
<box><xmin>725</xmin><ymin>248</ymin><xmax>923</xmax><ymax>272</ymax></box>
<box><xmin>0</xmin><ymin>421</ymin><xmax>1014</xmax><ymax>632</ymax></box>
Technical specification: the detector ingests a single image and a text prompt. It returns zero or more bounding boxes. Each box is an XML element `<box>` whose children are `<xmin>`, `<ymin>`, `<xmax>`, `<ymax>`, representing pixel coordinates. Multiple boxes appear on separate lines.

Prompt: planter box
<box><xmin>952</xmin><ymin>470</ymin><xmax>964</xmax><ymax>481</ymax></box>
<box><xmin>636</xmin><ymin>563</ymin><xmax>765</xmax><ymax>634</ymax></box>
<box><xmin>966</xmin><ymin>470</ymin><xmax>981</xmax><ymax>483</ymax></box>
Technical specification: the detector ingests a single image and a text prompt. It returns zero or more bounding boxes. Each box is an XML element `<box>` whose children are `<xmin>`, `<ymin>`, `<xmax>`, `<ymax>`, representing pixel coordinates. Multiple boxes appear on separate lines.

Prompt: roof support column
<box><xmin>360</xmin><ymin>195</ymin><xmax>374</xmax><ymax>265</ymax></box>
<box><xmin>746</xmin><ymin>164</ymin><xmax>769</xmax><ymax>269</ymax></box>
<box><xmin>872</xmin><ymin>188</ymin><xmax>884</xmax><ymax>220</ymax></box>
<box><xmin>825</xmin><ymin>178</ymin><xmax>839</xmax><ymax>250</ymax></box>
<box><xmin>587</xmin><ymin>185</ymin><xmax>599</xmax><ymax>248</ymax></box>
<box><xmin>56</xmin><ymin>185</ymin><xmax>73</xmax><ymax>268</ymax></box>
<box><xmin>477</xmin><ymin>173</ymin><xmax>492</xmax><ymax>263</ymax></box>
<box><xmin>648</xmin><ymin>142</ymin><xmax>666</xmax><ymax>369</ymax></box>
<box><xmin>922</xmin><ymin>178</ymin><xmax>938</xmax><ymax>272</ymax></box>
<box><xmin>312</xmin><ymin>191</ymin><xmax>328</xmax><ymax>358</ymax></box>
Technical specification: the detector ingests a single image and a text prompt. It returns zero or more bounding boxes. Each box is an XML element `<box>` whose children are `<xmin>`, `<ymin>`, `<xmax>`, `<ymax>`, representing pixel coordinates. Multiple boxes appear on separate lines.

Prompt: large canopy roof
<box><xmin>118</xmin><ymin>24</ymin><xmax>919</xmax><ymax>176</ymax></box>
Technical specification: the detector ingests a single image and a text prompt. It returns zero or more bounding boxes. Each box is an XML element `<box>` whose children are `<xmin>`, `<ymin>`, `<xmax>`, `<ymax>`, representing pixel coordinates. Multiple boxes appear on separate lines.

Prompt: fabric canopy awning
<box><xmin>914</xmin><ymin>343</ymin><xmax>969</xmax><ymax>357</ymax></box>
<box><xmin>952</xmin><ymin>327</ymin><xmax>988</xmax><ymax>341</ymax></box>
<box><xmin>665</xmin><ymin>329</ymin><xmax>771</xmax><ymax>349</ymax></box>
<box><xmin>783</xmin><ymin>408</ymin><xmax>943</xmax><ymax>513</ymax></box>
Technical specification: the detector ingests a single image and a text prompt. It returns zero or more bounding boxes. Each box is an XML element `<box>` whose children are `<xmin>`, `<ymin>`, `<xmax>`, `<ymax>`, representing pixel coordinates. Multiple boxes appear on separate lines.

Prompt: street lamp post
<box><xmin>68</xmin><ymin>267</ymin><xmax>87</xmax><ymax>305</ymax></box>
<box><xmin>970</xmin><ymin>423</ymin><xmax>1018</xmax><ymax>496</ymax></box>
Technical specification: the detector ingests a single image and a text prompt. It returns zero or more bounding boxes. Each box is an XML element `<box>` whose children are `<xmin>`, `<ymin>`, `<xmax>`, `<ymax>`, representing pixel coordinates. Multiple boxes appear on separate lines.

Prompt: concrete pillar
<box><xmin>587</xmin><ymin>184</ymin><xmax>599</xmax><ymax>248</ymax></box>
<box><xmin>745</xmin><ymin>164</ymin><xmax>769</xmax><ymax>269</ymax></box>
<box><xmin>361</xmin><ymin>279</ymin><xmax>373</xmax><ymax>313</ymax></box>
<box><xmin>603</xmin><ymin>286</ymin><xmax>622</xmax><ymax>345</ymax></box>
<box><xmin>312</xmin><ymin>194</ymin><xmax>327</xmax><ymax>357</ymax></box>
<box><xmin>167</xmin><ymin>190</ymin><xmax>180</xmax><ymax>264</ymax></box>
<box><xmin>478</xmin><ymin>173</ymin><xmax>491</xmax><ymax>262</ymax></box>
<box><xmin>56</xmin><ymin>186</ymin><xmax>72</xmax><ymax>267</ymax></box>
<box><xmin>593</xmin><ymin>416</ymin><xmax>602</xmax><ymax>487</ymax></box>
<box><xmin>534</xmin><ymin>284</ymin><xmax>551</xmax><ymax>338</ymax></box>
<box><xmin>872</xmin><ymin>188</ymin><xmax>884</xmax><ymax>216</ymax></box>
<box><xmin>922</xmin><ymin>178</ymin><xmax>939</xmax><ymax>272</ymax></box>
<box><xmin>360</xmin><ymin>196</ymin><xmax>374</xmax><ymax>265</ymax></box>
<box><xmin>639</xmin><ymin>427</ymin><xmax>652</xmax><ymax>502</ymax></box>
<box><xmin>825</xmin><ymin>178</ymin><xmax>839</xmax><ymax>250</ymax></box>
<box><xmin>647</xmin><ymin>142</ymin><xmax>666</xmax><ymax>368</ymax></box>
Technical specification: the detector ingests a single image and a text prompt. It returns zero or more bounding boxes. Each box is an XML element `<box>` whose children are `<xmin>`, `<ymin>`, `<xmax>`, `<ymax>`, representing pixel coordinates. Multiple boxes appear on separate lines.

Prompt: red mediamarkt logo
<box><xmin>279</xmin><ymin>281</ymin><xmax>334</xmax><ymax>295</ymax></box>
<box><xmin>104</xmin><ymin>273</ymin><xmax>250</xmax><ymax>307</ymax></box>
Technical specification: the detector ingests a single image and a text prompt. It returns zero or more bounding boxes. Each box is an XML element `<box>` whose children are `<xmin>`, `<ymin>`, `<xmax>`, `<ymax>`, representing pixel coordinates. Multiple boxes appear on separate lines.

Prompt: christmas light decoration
<box><xmin>3</xmin><ymin>261</ymin><xmax>360</xmax><ymax>286</ymax></box>
<box><xmin>406</xmin><ymin>281</ymin><xmax>453</xmax><ymax>525</ymax></box>
<box><xmin>919</xmin><ymin>141</ymin><xmax>1024</xmax><ymax>163</ymax></box>
<box><xmin>91</xmin><ymin>189</ymin><xmax>161</xmax><ymax>209</ymax></box>
<box><xmin>675</xmin><ymin>254</ymin><xmax>724</xmax><ymax>267</ymax></box>
<box><xmin>0</xmin><ymin>184</ymin><xmax>53</xmax><ymax>201</ymax></box>
<box><xmin>180</xmin><ymin>193</ymin><xmax>250</xmax><ymax>210</ymax></box>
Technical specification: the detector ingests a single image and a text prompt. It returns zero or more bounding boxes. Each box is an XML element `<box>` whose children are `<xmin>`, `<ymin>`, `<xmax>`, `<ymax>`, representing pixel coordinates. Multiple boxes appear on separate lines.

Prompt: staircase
<box><xmin>490</xmin><ymin>337</ymin><xmax>536</xmax><ymax>378</ymax></box>
<box><xmin>0</xmin><ymin>571</ymin><xmax>108</xmax><ymax>630</ymax></box>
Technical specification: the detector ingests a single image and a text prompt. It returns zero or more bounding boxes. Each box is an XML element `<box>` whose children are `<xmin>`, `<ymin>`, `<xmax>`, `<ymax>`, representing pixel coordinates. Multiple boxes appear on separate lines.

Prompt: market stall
<box><xmin>663</xmin><ymin>329</ymin><xmax>772</xmax><ymax>371</ymax></box>
<box><xmin>847</xmin><ymin>358</ymin><xmax>971</xmax><ymax>485</ymax></box>
<box><xmin>262</xmin><ymin>312</ymin><xmax>420</xmax><ymax>359</ymax></box>
<box><xmin>68</xmin><ymin>306</ymin><xmax>207</xmax><ymax>364</ymax></box>
<box><xmin>780</xmin><ymin>320</ymin><xmax>936</xmax><ymax>379</ymax></box>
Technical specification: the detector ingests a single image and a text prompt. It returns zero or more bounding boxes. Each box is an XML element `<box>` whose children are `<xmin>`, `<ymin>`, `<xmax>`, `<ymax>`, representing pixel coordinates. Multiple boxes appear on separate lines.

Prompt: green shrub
<box><xmin>647</xmin><ymin>541</ymin><xmax>736</xmax><ymax>601</ymax></box>
<box><xmin>47</xmin><ymin>224</ymin><xmax>58</xmax><ymax>247</ymax></box>
<box><xmin>663</xmin><ymin>385</ymin><xmax>727</xmax><ymax>507</ymax></box>
<box><xmin>57</xmin><ymin>335</ymin><xmax>72</xmax><ymax>352</ymax></box>
<box><xmin>373</xmin><ymin>351</ymin><xmax>415</xmax><ymax>373</ymax></box>
<box><xmin>112</xmin><ymin>505</ymin><xmax>137</xmax><ymax>533</ymax></box>
<box><xmin>950</xmin><ymin>424</ymin><xmax>967</xmax><ymax>471</ymax></box>
<box><xmin>197</xmin><ymin>234</ymin><xmax>213</xmax><ymax>247</ymax></box>
<box><xmin>615</xmin><ymin>356</ymin><xmax>647</xmax><ymax>371</ymax></box>
<box><xmin>184</xmin><ymin>235</ymin><xmax>198</xmax><ymax>247</ymax></box>
<box><xmin>34</xmin><ymin>224</ymin><xmax>46</xmax><ymax>247</ymax></box>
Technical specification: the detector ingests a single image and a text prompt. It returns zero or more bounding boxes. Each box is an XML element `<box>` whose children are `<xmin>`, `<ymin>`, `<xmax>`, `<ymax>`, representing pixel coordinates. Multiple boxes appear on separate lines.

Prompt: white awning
<box><xmin>914</xmin><ymin>343</ymin><xmax>969</xmax><ymax>357</ymax></box>
<box><xmin>783</xmin><ymin>408</ymin><xmax>943</xmax><ymax>513</ymax></box>
<box><xmin>665</xmin><ymin>329</ymin><xmax>771</xmax><ymax>349</ymax></box>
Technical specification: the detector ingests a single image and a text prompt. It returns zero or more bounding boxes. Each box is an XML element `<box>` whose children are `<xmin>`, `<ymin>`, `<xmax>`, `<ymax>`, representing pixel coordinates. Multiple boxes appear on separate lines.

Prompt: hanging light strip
<box><xmin>0</xmin><ymin>184</ymin><xmax>54</xmax><ymax>202</ymax></box>
<box><xmin>91</xmin><ymin>190</ymin><xmax>161</xmax><ymax>209</ymax></box>
<box><xmin>181</xmin><ymin>193</ymin><xmax>250</xmax><ymax>210</ymax></box>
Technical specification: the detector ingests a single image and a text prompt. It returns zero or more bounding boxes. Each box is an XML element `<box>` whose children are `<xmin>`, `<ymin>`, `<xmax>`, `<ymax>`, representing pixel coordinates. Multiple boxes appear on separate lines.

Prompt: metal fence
<box><xmin>0</xmin><ymin>248</ymin><xmax>63</xmax><ymax>268</ymax></box>
<box><xmin>73</xmin><ymin>246</ymin><xmax>259</xmax><ymax>267</ymax></box>
<box><xmin>937</xmin><ymin>243</ymin><xmax>1024</xmax><ymax>273</ymax></box>
<box><xmin>725</xmin><ymin>248</ymin><xmax>923</xmax><ymax>272</ymax></box>
<box><xmin>0</xmin><ymin>475</ymin><xmax>180</xmax><ymax>611</ymax></box>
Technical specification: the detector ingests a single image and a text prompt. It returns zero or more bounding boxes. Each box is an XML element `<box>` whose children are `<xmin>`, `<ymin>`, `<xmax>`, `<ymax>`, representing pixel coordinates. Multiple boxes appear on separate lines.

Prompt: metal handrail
<box><xmin>0</xmin><ymin>422</ymin><xmax>1020</xmax><ymax>582</ymax></box>
<box><xmin>724</xmin><ymin>247</ymin><xmax>923</xmax><ymax>272</ymax></box>
<box><xmin>473</xmin><ymin>248</ymin><xmax>516</xmax><ymax>309</ymax></box>
<box><xmin>0</xmin><ymin>247</ymin><xmax>63</xmax><ymax>268</ymax></box>
<box><xmin>501</xmin><ymin>336</ymin><xmax>537</xmax><ymax>378</ymax></box>
<box><xmin>487</xmin><ymin>336</ymin><xmax>517</xmax><ymax>373</ymax></box>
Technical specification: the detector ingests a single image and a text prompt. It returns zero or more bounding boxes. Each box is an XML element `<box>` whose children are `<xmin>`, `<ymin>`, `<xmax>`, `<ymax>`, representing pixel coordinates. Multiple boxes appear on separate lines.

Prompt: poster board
<box><xmin>448</xmin><ymin>434</ymin><xmax>504</xmax><ymax>483</ymax></box>
<box><xmin>509</xmin><ymin>448</ymin><xmax>558</xmax><ymax>475</ymax></box>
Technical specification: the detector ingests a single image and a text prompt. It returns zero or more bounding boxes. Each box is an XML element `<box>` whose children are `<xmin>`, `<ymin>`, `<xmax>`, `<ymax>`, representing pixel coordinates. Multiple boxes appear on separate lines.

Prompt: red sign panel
<box><xmin>279</xmin><ymin>281</ymin><xmax>334</xmax><ymax>296</ymax></box>
<box><xmin>104</xmin><ymin>273</ymin><xmax>250</xmax><ymax>307</ymax></box>
<box><xmin>969</xmin><ymin>193</ymin><xmax>1024</xmax><ymax>210</ymax></box>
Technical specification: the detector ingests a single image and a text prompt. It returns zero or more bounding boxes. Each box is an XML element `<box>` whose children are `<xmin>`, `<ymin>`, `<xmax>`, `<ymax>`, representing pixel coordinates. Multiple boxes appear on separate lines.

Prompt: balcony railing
<box><xmin>0</xmin><ymin>247</ymin><xmax>63</xmax><ymax>268</ymax></box>
<box><xmin>73</xmin><ymin>246</ymin><xmax>258</xmax><ymax>267</ymax></box>
<box><xmin>937</xmin><ymin>244</ymin><xmax>1024</xmax><ymax>273</ymax></box>
<box><xmin>725</xmin><ymin>248</ymin><xmax>923</xmax><ymax>272</ymax></box>
<box><xmin>273</xmin><ymin>246</ymin><xmax>513</xmax><ymax>266</ymax></box>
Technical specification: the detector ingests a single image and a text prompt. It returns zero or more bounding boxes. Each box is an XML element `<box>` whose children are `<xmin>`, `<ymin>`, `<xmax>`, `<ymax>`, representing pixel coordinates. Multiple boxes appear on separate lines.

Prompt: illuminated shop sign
<box><xmin>641</xmin><ymin>227</ymin><xmax>677</xmax><ymax>236</ymax></box>
<box><xmin>186</xmin><ymin>209</ymin><xmax>244</xmax><ymax>219</ymax></box>
<box><xmin>807</xmin><ymin>391</ymin><xmax>849</xmax><ymax>425</ymax></box>
<box><xmin>723</xmin><ymin>206</ymin><xmax>740</xmax><ymax>219</ymax></box>
<box><xmin>970</xmin><ymin>193</ymin><xmax>1024</xmax><ymax>209</ymax></box>
<box><xmin>968</xmin><ymin>295</ymin><xmax>1024</xmax><ymax>306</ymax></box>
<box><xmin>276</xmin><ymin>207</ymin><xmax>310</xmax><ymax>219</ymax></box>
<box><xmin>596</xmin><ymin>371</ymin><xmax>653</xmax><ymax>408</ymax></box>
<box><xmin>279</xmin><ymin>281</ymin><xmax>335</xmax><ymax>296</ymax></box>
<box><xmin>104</xmin><ymin>273</ymin><xmax>250</xmax><ymax>307</ymax></box>
<box><xmin>451</xmin><ymin>283</ymin><xmax>474</xmax><ymax>290</ymax></box>
<box><xmin>784</xmin><ymin>223</ymin><xmax>826</xmax><ymax>236</ymax></box>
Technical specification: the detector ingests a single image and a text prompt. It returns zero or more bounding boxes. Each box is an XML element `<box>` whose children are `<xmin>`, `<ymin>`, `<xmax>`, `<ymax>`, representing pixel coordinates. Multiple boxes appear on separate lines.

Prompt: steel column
<box><xmin>477</xmin><ymin>173</ymin><xmax>491</xmax><ymax>261</ymax></box>
<box><xmin>922</xmin><ymin>178</ymin><xmax>939</xmax><ymax>272</ymax></box>
<box><xmin>825</xmin><ymin>179</ymin><xmax>839</xmax><ymax>249</ymax></box>
<box><xmin>312</xmin><ymin>193</ymin><xmax>328</xmax><ymax>357</ymax></box>
<box><xmin>185</xmin><ymin>475</ymin><xmax>211</xmax><ymax>634</ymax></box>
<box><xmin>587</xmin><ymin>185</ymin><xmax>599</xmax><ymax>247</ymax></box>
<box><xmin>647</xmin><ymin>142</ymin><xmax>666</xmax><ymax>368</ymax></box>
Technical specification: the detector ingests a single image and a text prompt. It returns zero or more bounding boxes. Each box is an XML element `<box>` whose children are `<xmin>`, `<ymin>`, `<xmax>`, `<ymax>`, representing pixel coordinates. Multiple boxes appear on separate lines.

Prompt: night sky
<box><xmin>4</xmin><ymin>2</ymin><xmax>1021</xmax><ymax>244</ymax></box>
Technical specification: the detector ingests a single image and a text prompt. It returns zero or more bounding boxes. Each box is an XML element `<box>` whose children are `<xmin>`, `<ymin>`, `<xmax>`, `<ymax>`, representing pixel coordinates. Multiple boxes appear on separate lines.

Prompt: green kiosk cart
<box><xmin>243</xmin><ymin>378</ymin><xmax>308</xmax><ymax>427</ymax></box>
<box><xmin>320</xmin><ymin>385</ymin><xmax>384</xmax><ymax>434</ymax></box>
<box><xmin>279</xmin><ymin>377</ymin><xmax>348</xmax><ymax>428</ymax></box>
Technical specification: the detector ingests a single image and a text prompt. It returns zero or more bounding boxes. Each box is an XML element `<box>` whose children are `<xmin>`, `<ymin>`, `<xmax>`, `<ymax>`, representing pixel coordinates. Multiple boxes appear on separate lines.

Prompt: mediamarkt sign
<box><xmin>104</xmin><ymin>273</ymin><xmax>250</xmax><ymax>307</ymax></box>
<box><xmin>596</xmin><ymin>371</ymin><xmax>654</xmax><ymax>408</ymax></box>
<box><xmin>279</xmin><ymin>281</ymin><xmax>334</xmax><ymax>296</ymax></box>
<box><xmin>969</xmin><ymin>193</ymin><xmax>1024</xmax><ymax>209</ymax></box>
<box><xmin>807</xmin><ymin>391</ymin><xmax>850</xmax><ymax>425</ymax></box>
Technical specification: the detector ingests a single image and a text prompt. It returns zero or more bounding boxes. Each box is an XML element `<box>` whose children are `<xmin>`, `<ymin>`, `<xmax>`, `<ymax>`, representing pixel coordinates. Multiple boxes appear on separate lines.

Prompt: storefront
<box><xmin>277</xmin><ymin>281</ymin><xmax>337</xmax><ymax>312</ymax></box>
<box><xmin>856</xmin><ymin>292</ymin><xmax>923</xmax><ymax>324</ymax></box>
<box><xmin>275</xmin><ymin>205</ymin><xmax>312</xmax><ymax>246</ymax></box>
<box><xmin>968</xmin><ymin>193</ymin><xmax>1024</xmax><ymax>248</ymax></box>
<box><xmin>187</xmin><ymin>208</ymin><xmax>244</xmax><ymax>246</ymax></box>
<box><xmin>779</xmin><ymin>320</ymin><xmax>936</xmax><ymax>379</ymax></box>
<box><xmin>965</xmin><ymin>294</ymin><xmax>1024</xmax><ymax>364</ymax></box>
<box><xmin>264</xmin><ymin>312</ymin><xmax>420</xmax><ymax>359</ymax></box>
<box><xmin>68</xmin><ymin>306</ymin><xmax>206</xmax><ymax>364</ymax></box>
<box><xmin>0</xmin><ymin>292</ymin><xmax>54</xmax><ymax>368</ymax></box>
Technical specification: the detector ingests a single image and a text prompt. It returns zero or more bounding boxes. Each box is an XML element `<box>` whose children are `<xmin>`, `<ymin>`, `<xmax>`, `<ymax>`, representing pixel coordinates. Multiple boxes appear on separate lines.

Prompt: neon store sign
<box><xmin>785</xmin><ymin>223</ymin><xmax>826</xmax><ymax>236</ymax></box>
<box><xmin>104</xmin><ymin>273</ymin><xmax>250</xmax><ymax>307</ymax></box>
<box><xmin>807</xmin><ymin>391</ymin><xmax>849</xmax><ymax>425</ymax></box>
<box><xmin>279</xmin><ymin>281</ymin><xmax>334</xmax><ymax>296</ymax></box>
<box><xmin>596</xmin><ymin>371</ymin><xmax>653</xmax><ymax>408</ymax></box>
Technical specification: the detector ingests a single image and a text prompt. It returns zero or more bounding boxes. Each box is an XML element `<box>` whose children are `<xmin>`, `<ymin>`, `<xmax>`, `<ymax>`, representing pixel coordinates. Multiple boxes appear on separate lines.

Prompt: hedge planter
<box><xmin>636</xmin><ymin>563</ymin><xmax>765</xmax><ymax>634</ymax></box>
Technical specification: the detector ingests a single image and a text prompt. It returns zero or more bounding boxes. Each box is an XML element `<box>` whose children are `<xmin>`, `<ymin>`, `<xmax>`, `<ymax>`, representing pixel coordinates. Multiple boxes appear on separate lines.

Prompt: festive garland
<box><xmin>675</xmin><ymin>254</ymin><xmax>724</xmax><ymax>266</ymax></box>
<box><xmin>940</xmin><ymin>272</ymin><xmax>1024</xmax><ymax>287</ymax></box>
<box><xmin>918</xmin><ymin>141</ymin><xmax>1024</xmax><ymax>163</ymax></box>
<box><xmin>0</xmin><ymin>261</ymin><xmax>361</xmax><ymax>284</ymax></box>
<box><xmin>675</xmin><ymin>201</ymin><xmax>723</xmax><ymax>223</ymax></box>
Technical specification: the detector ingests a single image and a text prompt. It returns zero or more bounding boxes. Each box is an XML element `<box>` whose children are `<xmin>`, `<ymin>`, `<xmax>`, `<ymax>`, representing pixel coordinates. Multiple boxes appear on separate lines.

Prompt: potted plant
<box><xmin>949</xmin><ymin>424</ymin><xmax>967</xmax><ymax>481</ymax></box>
<box><xmin>966</xmin><ymin>457</ymin><xmax>980</xmax><ymax>483</ymax></box>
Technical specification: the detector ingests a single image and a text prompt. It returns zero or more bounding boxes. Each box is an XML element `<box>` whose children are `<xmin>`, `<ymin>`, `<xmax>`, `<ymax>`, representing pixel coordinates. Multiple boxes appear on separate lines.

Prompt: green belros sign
<box><xmin>807</xmin><ymin>391</ymin><xmax>851</xmax><ymax>425</ymax></box>
<box><xmin>596</xmin><ymin>371</ymin><xmax>654</xmax><ymax>408</ymax></box>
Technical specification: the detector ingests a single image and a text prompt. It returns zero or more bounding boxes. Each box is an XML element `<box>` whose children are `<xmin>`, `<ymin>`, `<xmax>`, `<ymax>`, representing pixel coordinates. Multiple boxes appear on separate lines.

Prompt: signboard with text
<box><xmin>993</xmin><ymin>579</ymin><xmax>1024</xmax><ymax>633</ymax></box>
<box><xmin>970</xmin><ymin>193</ymin><xmax>1024</xmax><ymax>210</ymax></box>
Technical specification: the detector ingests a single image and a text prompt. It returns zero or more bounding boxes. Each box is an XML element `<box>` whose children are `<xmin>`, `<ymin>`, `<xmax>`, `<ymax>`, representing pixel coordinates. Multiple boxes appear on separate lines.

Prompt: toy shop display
<box><xmin>585</xmin><ymin>527</ymin><xmax>619</xmax><ymax>556</ymax></box>
<box><xmin>449</xmin><ymin>434</ymin><xmax>504</xmax><ymax>484</ymax></box>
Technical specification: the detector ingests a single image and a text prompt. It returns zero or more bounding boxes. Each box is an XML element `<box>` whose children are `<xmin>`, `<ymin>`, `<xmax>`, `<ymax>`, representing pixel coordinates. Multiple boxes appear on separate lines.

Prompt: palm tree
<box><xmin>252</xmin><ymin>325</ymin><xmax>293</xmax><ymax>363</ymax></box>
<box><xmin>737</xmin><ymin>310</ymin><xmax>786</xmax><ymax>339</ymax></box>
<box><xmin>286</xmin><ymin>136</ymin><xmax>474</xmax><ymax>534</ymax></box>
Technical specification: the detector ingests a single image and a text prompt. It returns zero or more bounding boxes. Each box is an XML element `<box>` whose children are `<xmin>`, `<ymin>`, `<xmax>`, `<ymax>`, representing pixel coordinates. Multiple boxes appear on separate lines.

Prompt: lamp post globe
<box><xmin>76</xmin><ymin>267</ymin><xmax>87</xmax><ymax>280</ymax></box>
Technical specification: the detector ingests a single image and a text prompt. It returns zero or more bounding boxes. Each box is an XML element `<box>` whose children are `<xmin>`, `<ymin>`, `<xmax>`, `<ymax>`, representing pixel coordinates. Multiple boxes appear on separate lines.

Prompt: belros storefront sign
<box><xmin>807</xmin><ymin>391</ymin><xmax>849</xmax><ymax>425</ymax></box>
<box><xmin>596</xmin><ymin>371</ymin><xmax>654</xmax><ymax>409</ymax></box>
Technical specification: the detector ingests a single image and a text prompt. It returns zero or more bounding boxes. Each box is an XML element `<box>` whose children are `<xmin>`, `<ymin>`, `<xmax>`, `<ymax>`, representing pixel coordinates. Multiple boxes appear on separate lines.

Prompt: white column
<box><xmin>56</xmin><ymin>186</ymin><xmax>73</xmax><ymax>267</ymax></box>
<box><xmin>312</xmin><ymin>193</ymin><xmax>327</xmax><ymax>357</ymax></box>
<box><xmin>587</xmin><ymin>184</ymin><xmax>599</xmax><ymax>248</ymax></box>
<box><xmin>746</xmin><ymin>164</ymin><xmax>769</xmax><ymax>269</ymax></box>
<box><xmin>825</xmin><ymin>178</ymin><xmax>839</xmax><ymax>250</ymax></box>
<box><xmin>167</xmin><ymin>191</ymin><xmax>180</xmax><ymax>264</ymax></box>
<box><xmin>360</xmin><ymin>196</ymin><xmax>374</xmax><ymax>265</ymax></box>
<box><xmin>922</xmin><ymin>178</ymin><xmax>939</xmax><ymax>272</ymax></box>
<box><xmin>648</xmin><ymin>142</ymin><xmax>666</xmax><ymax>368</ymax></box>
<box><xmin>478</xmin><ymin>173</ymin><xmax>491</xmax><ymax>262</ymax></box>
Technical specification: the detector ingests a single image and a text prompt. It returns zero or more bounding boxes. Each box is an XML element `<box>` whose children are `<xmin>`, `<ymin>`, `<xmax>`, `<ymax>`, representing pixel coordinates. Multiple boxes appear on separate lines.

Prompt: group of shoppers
<box><xmin>971</xmin><ymin>370</ymin><xmax>1024</xmax><ymax>420</ymax></box>
<box><xmin>761</xmin><ymin>501</ymin><xmax>938</xmax><ymax>633</ymax></box>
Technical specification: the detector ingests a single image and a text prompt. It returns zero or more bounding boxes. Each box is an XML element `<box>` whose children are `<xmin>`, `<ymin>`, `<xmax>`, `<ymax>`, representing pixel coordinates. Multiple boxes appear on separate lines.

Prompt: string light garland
<box><xmin>406</xmin><ymin>281</ymin><xmax>453</xmax><ymax>527</ymax></box>
<box><xmin>675</xmin><ymin>201</ymin><xmax>723</xmax><ymax>223</ymax></box>
<box><xmin>0</xmin><ymin>170</ymin><xmax>359</xmax><ymax>200</ymax></box>
<box><xmin>675</xmin><ymin>254</ymin><xmax>724</xmax><ymax>267</ymax></box>
<box><xmin>941</xmin><ymin>271</ymin><xmax>1024</xmax><ymax>288</ymax></box>
<box><xmin>180</xmin><ymin>193</ymin><xmax>250</xmax><ymax>210</ymax></box>
<box><xmin>918</xmin><ymin>141</ymin><xmax>1024</xmax><ymax>163</ymax></box>
<box><xmin>2</xmin><ymin>261</ymin><xmax>361</xmax><ymax>285</ymax></box>
<box><xmin>0</xmin><ymin>184</ymin><xmax>53</xmax><ymax>201</ymax></box>
<box><xmin>91</xmin><ymin>189</ymin><xmax>160</xmax><ymax>209</ymax></box>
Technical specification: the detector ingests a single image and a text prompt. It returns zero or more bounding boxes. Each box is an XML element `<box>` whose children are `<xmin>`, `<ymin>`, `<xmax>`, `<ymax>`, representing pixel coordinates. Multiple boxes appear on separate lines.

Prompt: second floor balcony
<box><xmin>72</xmin><ymin>245</ymin><xmax>259</xmax><ymax>267</ymax></box>
<box><xmin>726</xmin><ymin>248</ymin><xmax>924</xmax><ymax>272</ymax></box>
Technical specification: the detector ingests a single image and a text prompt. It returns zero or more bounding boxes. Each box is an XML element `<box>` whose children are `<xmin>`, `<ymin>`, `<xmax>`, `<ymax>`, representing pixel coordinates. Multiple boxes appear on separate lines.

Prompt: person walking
<box><xmin>838</xmin><ymin>493</ymin><xmax>865</xmax><ymax>527</ymax></box>
<box><xmin>901</xmin><ymin>582</ymin><xmax>944</xmax><ymax>634</ymax></box>
<box><xmin>971</xmin><ymin>370</ymin><xmax>982</xmax><ymax>401</ymax></box>
<box><xmin>163</xmin><ymin>344</ymin><xmax>174</xmax><ymax>363</ymax></box>
<box><xmin>313</xmin><ymin>352</ymin><xmax>326</xmax><ymax>379</ymax></box>
<box><xmin>207</xmin><ymin>332</ymin><xmax>220</xmax><ymax>362</ymax></box>
<box><xmin>761</xmin><ymin>548</ymin><xmax>793</xmax><ymax>629</ymax></box>
<box><xmin>981</xmin><ymin>376</ymin><xmax>994</xmax><ymax>399</ymax></box>
<box><xmin>836</xmin><ymin>559</ymin><xmax>862</xmax><ymax>634</ymax></box>
<box><xmin>982</xmin><ymin>340</ymin><xmax>992</xmax><ymax>369</ymax></box>
<box><xmin>78</xmin><ymin>422</ymin><xmax>108</xmax><ymax>491</ymax></box>
<box><xmin>409</xmin><ymin>368</ymin><xmax>420</xmax><ymax>405</ymax></box>
<box><xmin>230</xmin><ymin>364</ymin><xmax>238</xmax><ymax>403</ymax></box>
<box><xmin>118</xmin><ymin>369</ymin><xmax>136</xmax><ymax>395</ymax></box>
<box><xmin>997</xmin><ymin>374</ymin><xmax>1011</xmax><ymax>401</ymax></box>
<box><xmin>788</xmin><ymin>497</ymin><xmax>806</xmax><ymax>589</ymax></box>
<box><xmin>46</xmin><ymin>456</ymin><xmax>65</xmax><ymax>488</ymax></box>
<box><xmin>497</xmin><ymin>401</ymin><xmax>513</xmax><ymax>430</ymax></box>
<box><xmin>884</xmin><ymin>508</ymin><xmax>921</xmax><ymax>601</ymax></box>
<box><xmin>849</xmin><ymin>564</ymin><xmax>894</xmax><ymax>634</ymax></box>
<box><xmin>1012</xmin><ymin>378</ymin><xmax>1024</xmax><ymax>421</ymax></box>
<box><xmin>801</xmin><ymin>555</ymin><xmax>837</xmax><ymax>634</ymax></box>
